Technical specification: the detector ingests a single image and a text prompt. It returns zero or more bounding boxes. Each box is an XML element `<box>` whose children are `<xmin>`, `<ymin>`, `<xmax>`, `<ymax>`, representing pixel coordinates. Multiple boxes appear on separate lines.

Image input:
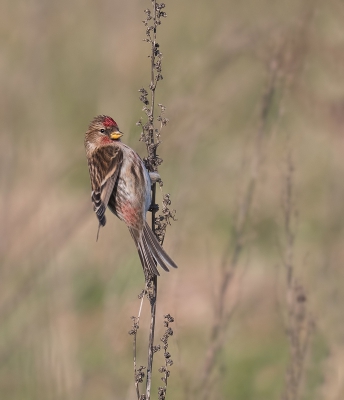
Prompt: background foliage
<box><xmin>1</xmin><ymin>0</ymin><xmax>344</xmax><ymax>399</ymax></box>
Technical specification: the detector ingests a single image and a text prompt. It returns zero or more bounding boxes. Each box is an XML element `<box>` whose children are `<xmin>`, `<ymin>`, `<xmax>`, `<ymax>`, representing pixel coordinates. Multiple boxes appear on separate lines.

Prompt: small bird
<box><xmin>84</xmin><ymin>115</ymin><xmax>177</xmax><ymax>277</ymax></box>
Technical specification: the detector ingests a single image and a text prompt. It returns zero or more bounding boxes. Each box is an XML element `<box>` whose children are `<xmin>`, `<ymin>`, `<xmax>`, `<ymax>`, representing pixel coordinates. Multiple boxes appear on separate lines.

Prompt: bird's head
<box><xmin>85</xmin><ymin>115</ymin><xmax>123</xmax><ymax>154</ymax></box>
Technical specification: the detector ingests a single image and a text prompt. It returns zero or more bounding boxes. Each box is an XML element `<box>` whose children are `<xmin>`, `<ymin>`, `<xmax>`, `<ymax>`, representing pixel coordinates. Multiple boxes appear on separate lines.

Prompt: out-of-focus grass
<box><xmin>1</xmin><ymin>0</ymin><xmax>344</xmax><ymax>399</ymax></box>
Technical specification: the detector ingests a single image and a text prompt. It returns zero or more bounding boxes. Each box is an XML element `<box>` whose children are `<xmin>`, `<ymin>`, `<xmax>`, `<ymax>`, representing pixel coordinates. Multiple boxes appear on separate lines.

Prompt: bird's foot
<box><xmin>149</xmin><ymin>203</ymin><xmax>159</xmax><ymax>212</ymax></box>
<box><xmin>149</xmin><ymin>171</ymin><xmax>161</xmax><ymax>184</ymax></box>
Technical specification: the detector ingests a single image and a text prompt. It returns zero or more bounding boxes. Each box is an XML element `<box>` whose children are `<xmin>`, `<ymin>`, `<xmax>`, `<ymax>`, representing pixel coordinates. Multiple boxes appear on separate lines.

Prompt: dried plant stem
<box><xmin>146</xmin><ymin>276</ymin><xmax>157</xmax><ymax>399</ymax></box>
<box><xmin>137</xmin><ymin>2</ymin><xmax>171</xmax><ymax>399</ymax></box>
<box><xmin>158</xmin><ymin>314</ymin><xmax>175</xmax><ymax>400</ymax></box>
<box><xmin>279</xmin><ymin>152</ymin><xmax>314</xmax><ymax>400</ymax></box>
<box><xmin>134</xmin><ymin>332</ymin><xmax>140</xmax><ymax>399</ymax></box>
<box><xmin>198</xmin><ymin>53</ymin><xmax>280</xmax><ymax>399</ymax></box>
<box><xmin>272</xmin><ymin>7</ymin><xmax>315</xmax><ymax>398</ymax></box>
<box><xmin>148</xmin><ymin>4</ymin><xmax>158</xmax><ymax>229</ymax></box>
<box><xmin>145</xmin><ymin>2</ymin><xmax>159</xmax><ymax>398</ymax></box>
<box><xmin>132</xmin><ymin>2</ymin><xmax>174</xmax><ymax>397</ymax></box>
<box><xmin>132</xmin><ymin>291</ymin><xmax>146</xmax><ymax>399</ymax></box>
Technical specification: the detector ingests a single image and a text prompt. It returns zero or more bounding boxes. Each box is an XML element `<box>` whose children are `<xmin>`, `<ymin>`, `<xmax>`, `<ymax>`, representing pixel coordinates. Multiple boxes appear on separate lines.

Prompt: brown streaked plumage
<box><xmin>84</xmin><ymin>115</ymin><xmax>178</xmax><ymax>277</ymax></box>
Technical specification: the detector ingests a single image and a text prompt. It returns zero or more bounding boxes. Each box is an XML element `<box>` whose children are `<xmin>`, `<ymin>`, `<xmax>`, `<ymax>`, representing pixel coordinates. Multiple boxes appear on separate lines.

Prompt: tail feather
<box><xmin>128</xmin><ymin>222</ymin><xmax>178</xmax><ymax>277</ymax></box>
<box><xmin>144</xmin><ymin>235</ymin><xmax>170</xmax><ymax>273</ymax></box>
<box><xmin>129</xmin><ymin>228</ymin><xmax>160</xmax><ymax>277</ymax></box>
<box><xmin>143</xmin><ymin>222</ymin><xmax>178</xmax><ymax>270</ymax></box>
<box><xmin>141</xmin><ymin>233</ymin><xmax>160</xmax><ymax>275</ymax></box>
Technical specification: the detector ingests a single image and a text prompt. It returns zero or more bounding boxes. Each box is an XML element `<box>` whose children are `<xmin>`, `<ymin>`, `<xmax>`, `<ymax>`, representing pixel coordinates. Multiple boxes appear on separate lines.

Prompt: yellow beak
<box><xmin>110</xmin><ymin>131</ymin><xmax>123</xmax><ymax>140</ymax></box>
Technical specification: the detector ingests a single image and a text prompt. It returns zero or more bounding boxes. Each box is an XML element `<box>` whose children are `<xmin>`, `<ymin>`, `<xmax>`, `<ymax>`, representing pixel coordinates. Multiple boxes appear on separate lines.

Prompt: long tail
<box><xmin>129</xmin><ymin>221</ymin><xmax>178</xmax><ymax>277</ymax></box>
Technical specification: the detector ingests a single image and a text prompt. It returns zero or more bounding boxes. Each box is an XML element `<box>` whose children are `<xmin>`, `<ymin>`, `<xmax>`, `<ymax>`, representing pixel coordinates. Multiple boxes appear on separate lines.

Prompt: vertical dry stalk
<box><xmin>141</xmin><ymin>3</ymin><xmax>163</xmax><ymax>398</ymax></box>
<box><xmin>274</xmin><ymin>6</ymin><xmax>316</xmax><ymax>399</ymax></box>
<box><xmin>129</xmin><ymin>290</ymin><xmax>146</xmax><ymax>399</ymax></box>
<box><xmin>146</xmin><ymin>275</ymin><xmax>158</xmax><ymax>400</ymax></box>
<box><xmin>138</xmin><ymin>0</ymin><xmax>172</xmax><ymax>246</ymax></box>
<box><xmin>198</xmin><ymin>4</ymin><xmax>315</xmax><ymax>397</ymax></box>
<box><xmin>130</xmin><ymin>2</ymin><xmax>175</xmax><ymax>399</ymax></box>
<box><xmin>197</xmin><ymin>53</ymin><xmax>280</xmax><ymax>400</ymax></box>
<box><xmin>157</xmin><ymin>314</ymin><xmax>175</xmax><ymax>400</ymax></box>
<box><xmin>280</xmin><ymin>153</ymin><xmax>314</xmax><ymax>400</ymax></box>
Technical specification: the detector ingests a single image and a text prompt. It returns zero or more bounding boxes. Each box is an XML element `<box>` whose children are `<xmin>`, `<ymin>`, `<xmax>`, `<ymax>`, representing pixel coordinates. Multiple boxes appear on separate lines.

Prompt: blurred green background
<box><xmin>1</xmin><ymin>0</ymin><xmax>344</xmax><ymax>399</ymax></box>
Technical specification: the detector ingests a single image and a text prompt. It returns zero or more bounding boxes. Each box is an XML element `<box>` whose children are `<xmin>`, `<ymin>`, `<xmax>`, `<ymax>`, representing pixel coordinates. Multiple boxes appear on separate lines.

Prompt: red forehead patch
<box><xmin>103</xmin><ymin>116</ymin><xmax>117</xmax><ymax>127</ymax></box>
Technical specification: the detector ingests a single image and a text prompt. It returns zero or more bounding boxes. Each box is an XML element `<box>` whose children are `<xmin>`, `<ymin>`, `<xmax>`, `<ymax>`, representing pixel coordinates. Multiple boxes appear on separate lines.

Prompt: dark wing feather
<box><xmin>88</xmin><ymin>145</ymin><xmax>123</xmax><ymax>235</ymax></box>
<box><xmin>91</xmin><ymin>190</ymin><xmax>106</xmax><ymax>226</ymax></box>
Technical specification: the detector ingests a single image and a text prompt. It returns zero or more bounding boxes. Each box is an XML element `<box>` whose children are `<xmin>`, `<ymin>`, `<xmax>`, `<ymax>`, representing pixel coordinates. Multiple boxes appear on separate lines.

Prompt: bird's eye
<box><xmin>100</xmin><ymin>129</ymin><xmax>105</xmax><ymax>133</ymax></box>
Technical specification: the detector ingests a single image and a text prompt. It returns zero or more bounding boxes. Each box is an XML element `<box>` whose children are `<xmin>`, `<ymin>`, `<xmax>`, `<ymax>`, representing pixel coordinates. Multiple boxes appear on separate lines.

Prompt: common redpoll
<box><xmin>84</xmin><ymin>115</ymin><xmax>177</xmax><ymax>277</ymax></box>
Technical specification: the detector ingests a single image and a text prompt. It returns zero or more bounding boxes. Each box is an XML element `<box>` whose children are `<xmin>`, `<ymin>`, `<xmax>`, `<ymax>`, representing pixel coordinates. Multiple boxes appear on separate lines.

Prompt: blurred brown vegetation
<box><xmin>1</xmin><ymin>0</ymin><xmax>344</xmax><ymax>399</ymax></box>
